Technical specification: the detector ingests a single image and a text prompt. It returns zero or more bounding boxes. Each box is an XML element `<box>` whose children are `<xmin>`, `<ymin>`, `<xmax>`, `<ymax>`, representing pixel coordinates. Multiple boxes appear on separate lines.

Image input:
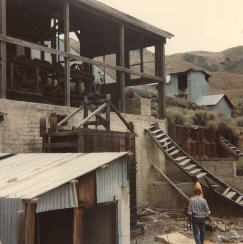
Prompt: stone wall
<box><xmin>0</xmin><ymin>99</ymin><xmax>165</xmax><ymax>207</ymax></box>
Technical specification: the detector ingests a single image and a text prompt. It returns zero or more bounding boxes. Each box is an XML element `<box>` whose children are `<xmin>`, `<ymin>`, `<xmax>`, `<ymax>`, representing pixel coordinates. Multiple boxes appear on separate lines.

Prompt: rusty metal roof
<box><xmin>0</xmin><ymin>152</ymin><xmax>128</xmax><ymax>200</ymax></box>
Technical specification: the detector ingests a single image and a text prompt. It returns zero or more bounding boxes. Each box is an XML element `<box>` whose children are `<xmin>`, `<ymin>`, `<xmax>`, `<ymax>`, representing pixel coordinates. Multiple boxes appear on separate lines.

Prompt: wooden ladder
<box><xmin>219</xmin><ymin>136</ymin><xmax>241</xmax><ymax>159</ymax></box>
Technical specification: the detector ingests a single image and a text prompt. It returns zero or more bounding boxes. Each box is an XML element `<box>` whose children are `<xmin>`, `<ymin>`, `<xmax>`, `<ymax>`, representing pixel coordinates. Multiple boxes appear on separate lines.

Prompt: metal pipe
<box><xmin>77</xmin><ymin>103</ymin><xmax>107</xmax><ymax>128</ymax></box>
<box><xmin>57</xmin><ymin>105</ymin><xmax>84</xmax><ymax>128</ymax></box>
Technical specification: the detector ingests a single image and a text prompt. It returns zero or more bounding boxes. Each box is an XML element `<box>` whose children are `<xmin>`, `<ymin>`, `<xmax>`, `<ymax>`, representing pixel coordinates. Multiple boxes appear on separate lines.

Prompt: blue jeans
<box><xmin>192</xmin><ymin>217</ymin><xmax>205</xmax><ymax>244</ymax></box>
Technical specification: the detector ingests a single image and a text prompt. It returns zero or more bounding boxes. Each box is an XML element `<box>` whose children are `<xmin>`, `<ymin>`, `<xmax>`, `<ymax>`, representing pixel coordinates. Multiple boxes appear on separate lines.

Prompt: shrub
<box><xmin>167</xmin><ymin>109</ymin><xmax>186</xmax><ymax>126</ymax></box>
<box><xmin>217</xmin><ymin>120</ymin><xmax>239</xmax><ymax>146</ymax></box>
<box><xmin>192</xmin><ymin>112</ymin><xmax>215</xmax><ymax>126</ymax></box>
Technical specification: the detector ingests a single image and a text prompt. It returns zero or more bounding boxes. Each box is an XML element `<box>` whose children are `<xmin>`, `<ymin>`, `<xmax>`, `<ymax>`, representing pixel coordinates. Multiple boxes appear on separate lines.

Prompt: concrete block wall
<box><xmin>0</xmin><ymin>99</ymin><xmax>165</xmax><ymax>208</ymax></box>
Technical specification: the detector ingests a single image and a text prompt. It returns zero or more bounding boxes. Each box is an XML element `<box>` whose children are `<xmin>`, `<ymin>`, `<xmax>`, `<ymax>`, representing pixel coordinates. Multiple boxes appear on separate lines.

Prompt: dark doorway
<box><xmin>83</xmin><ymin>203</ymin><xmax>117</xmax><ymax>244</ymax></box>
<box><xmin>36</xmin><ymin>208</ymin><xmax>73</xmax><ymax>244</ymax></box>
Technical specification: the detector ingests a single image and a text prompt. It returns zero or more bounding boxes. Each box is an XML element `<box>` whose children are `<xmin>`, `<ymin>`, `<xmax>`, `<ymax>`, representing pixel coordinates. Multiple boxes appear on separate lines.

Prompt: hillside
<box><xmin>69</xmin><ymin>39</ymin><xmax>243</xmax><ymax>106</ymax></box>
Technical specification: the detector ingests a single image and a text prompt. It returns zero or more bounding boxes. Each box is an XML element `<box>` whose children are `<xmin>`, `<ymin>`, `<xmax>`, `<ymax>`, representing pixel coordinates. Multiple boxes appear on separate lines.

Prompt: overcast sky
<box><xmin>99</xmin><ymin>0</ymin><xmax>243</xmax><ymax>55</ymax></box>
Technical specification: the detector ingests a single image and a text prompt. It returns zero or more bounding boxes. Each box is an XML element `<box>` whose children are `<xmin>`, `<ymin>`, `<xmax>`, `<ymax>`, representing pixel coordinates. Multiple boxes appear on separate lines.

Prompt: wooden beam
<box><xmin>152</xmin><ymin>164</ymin><xmax>189</xmax><ymax>201</ymax></box>
<box><xmin>155</xmin><ymin>41</ymin><xmax>166</xmax><ymax>119</ymax></box>
<box><xmin>111</xmin><ymin>102</ymin><xmax>136</xmax><ymax>134</ymax></box>
<box><xmin>69</xmin><ymin>0</ymin><xmax>173</xmax><ymax>39</ymax></box>
<box><xmin>0</xmin><ymin>35</ymin><xmax>164</xmax><ymax>82</ymax></box>
<box><xmin>77</xmin><ymin>103</ymin><xmax>107</xmax><ymax>128</ymax></box>
<box><xmin>119</xmin><ymin>25</ymin><xmax>125</xmax><ymax>113</ymax></box>
<box><xmin>64</xmin><ymin>0</ymin><xmax>71</xmax><ymax>106</ymax></box>
<box><xmin>125</xmin><ymin>77</ymin><xmax>161</xmax><ymax>86</ymax></box>
<box><xmin>24</xmin><ymin>202</ymin><xmax>36</xmax><ymax>244</ymax></box>
<box><xmin>0</xmin><ymin>0</ymin><xmax>6</xmax><ymax>99</ymax></box>
<box><xmin>72</xmin><ymin>180</ymin><xmax>82</xmax><ymax>244</ymax></box>
<box><xmin>106</xmin><ymin>94</ymin><xmax>111</xmax><ymax>131</ymax></box>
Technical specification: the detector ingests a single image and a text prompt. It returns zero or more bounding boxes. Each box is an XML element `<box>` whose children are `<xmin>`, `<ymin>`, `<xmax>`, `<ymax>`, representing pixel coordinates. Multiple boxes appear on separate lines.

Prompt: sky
<box><xmin>99</xmin><ymin>0</ymin><xmax>243</xmax><ymax>55</ymax></box>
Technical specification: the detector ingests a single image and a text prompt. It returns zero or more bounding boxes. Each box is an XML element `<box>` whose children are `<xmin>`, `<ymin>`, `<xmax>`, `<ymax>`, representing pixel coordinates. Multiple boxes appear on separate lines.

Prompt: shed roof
<box><xmin>74</xmin><ymin>0</ymin><xmax>173</xmax><ymax>39</ymax></box>
<box><xmin>195</xmin><ymin>94</ymin><xmax>233</xmax><ymax>108</ymax></box>
<box><xmin>0</xmin><ymin>152</ymin><xmax>128</xmax><ymax>200</ymax></box>
<box><xmin>169</xmin><ymin>69</ymin><xmax>211</xmax><ymax>79</ymax></box>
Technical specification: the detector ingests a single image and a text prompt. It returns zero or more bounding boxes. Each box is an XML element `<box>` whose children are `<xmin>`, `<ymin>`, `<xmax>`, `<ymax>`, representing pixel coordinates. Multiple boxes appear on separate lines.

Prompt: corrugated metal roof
<box><xmin>75</xmin><ymin>0</ymin><xmax>173</xmax><ymax>39</ymax></box>
<box><xmin>195</xmin><ymin>94</ymin><xmax>225</xmax><ymax>106</ymax></box>
<box><xmin>0</xmin><ymin>152</ymin><xmax>128</xmax><ymax>200</ymax></box>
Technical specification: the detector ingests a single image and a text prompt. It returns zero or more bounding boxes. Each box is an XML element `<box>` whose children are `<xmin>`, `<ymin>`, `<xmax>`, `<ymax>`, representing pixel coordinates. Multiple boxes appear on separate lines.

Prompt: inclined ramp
<box><xmin>219</xmin><ymin>136</ymin><xmax>242</xmax><ymax>159</ymax></box>
<box><xmin>145</xmin><ymin>124</ymin><xmax>243</xmax><ymax>212</ymax></box>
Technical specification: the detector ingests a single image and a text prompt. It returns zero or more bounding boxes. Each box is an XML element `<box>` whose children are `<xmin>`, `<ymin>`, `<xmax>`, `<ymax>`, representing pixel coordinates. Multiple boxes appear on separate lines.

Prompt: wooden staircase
<box><xmin>145</xmin><ymin>124</ymin><xmax>243</xmax><ymax>211</ymax></box>
<box><xmin>219</xmin><ymin>136</ymin><xmax>241</xmax><ymax>159</ymax></box>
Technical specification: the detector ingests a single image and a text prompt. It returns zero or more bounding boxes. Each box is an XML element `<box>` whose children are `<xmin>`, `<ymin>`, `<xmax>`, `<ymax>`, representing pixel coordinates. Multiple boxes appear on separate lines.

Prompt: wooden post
<box><xmin>155</xmin><ymin>40</ymin><xmax>166</xmax><ymax>119</ymax></box>
<box><xmin>140</xmin><ymin>48</ymin><xmax>144</xmax><ymax>73</ymax></box>
<box><xmin>0</xmin><ymin>0</ymin><xmax>7</xmax><ymax>99</ymax></box>
<box><xmin>106</xmin><ymin>94</ymin><xmax>111</xmax><ymax>131</ymax></box>
<box><xmin>83</xmin><ymin>96</ymin><xmax>88</xmax><ymax>129</ymax></box>
<box><xmin>125</xmin><ymin>50</ymin><xmax>130</xmax><ymax>82</ymax></box>
<box><xmin>24</xmin><ymin>202</ymin><xmax>36</xmax><ymax>244</ymax></box>
<box><xmin>119</xmin><ymin>25</ymin><xmax>125</xmax><ymax>113</ymax></box>
<box><xmin>72</xmin><ymin>180</ymin><xmax>83</xmax><ymax>244</ymax></box>
<box><xmin>64</xmin><ymin>0</ymin><xmax>70</xmax><ymax>106</ymax></box>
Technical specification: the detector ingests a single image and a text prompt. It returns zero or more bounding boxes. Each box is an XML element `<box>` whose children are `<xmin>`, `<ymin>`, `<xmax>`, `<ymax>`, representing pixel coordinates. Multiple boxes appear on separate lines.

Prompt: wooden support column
<box><xmin>155</xmin><ymin>40</ymin><xmax>166</xmax><ymax>119</ymax></box>
<box><xmin>125</xmin><ymin>50</ymin><xmax>130</xmax><ymax>82</ymax></box>
<box><xmin>64</xmin><ymin>0</ymin><xmax>70</xmax><ymax>106</ymax></box>
<box><xmin>119</xmin><ymin>25</ymin><xmax>125</xmax><ymax>113</ymax></box>
<box><xmin>140</xmin><ymin>48</ymin><xmax>144</xmax><ymax>73</ymax></box>
<box><xmin>106</xmin><ymin>94</ymin><xmax>111</xmax><ymax>131</ymax></box>
<box><xmin>72</xmin><ymin>180</ymin><xmax>82</xmax><ymax>244</ymax></box>
<box><xmin>24</xmin><ymin>202</ymin><xmax>36</xmax><ymax>244</ymax></box>
<box><xmin>83</xmin><ymin>96</ymin><xmax>88</xmax><ymax>129</ymax></box>
<box><xmin>0</xmin><ymin>0</ymin><xmax>7</xmax><ymax>99</ymax></box>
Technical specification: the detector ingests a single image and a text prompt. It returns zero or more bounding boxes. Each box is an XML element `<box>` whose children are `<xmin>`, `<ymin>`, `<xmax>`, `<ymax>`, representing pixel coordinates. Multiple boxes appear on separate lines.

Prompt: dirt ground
<box><xmin>131</xmin><ymin>208</ymin><xmax>243</xmax><ymax>244</ymax></box>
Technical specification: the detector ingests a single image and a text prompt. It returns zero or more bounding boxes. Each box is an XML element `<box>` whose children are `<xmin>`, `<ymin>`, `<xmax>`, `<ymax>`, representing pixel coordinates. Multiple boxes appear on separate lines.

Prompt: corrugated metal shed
<box><xmin>195</xmin><ymin>94</ymin><xmax>225</xmax><ymax>106</ymax></box>
<box><xmin>96</xmin><ymin>154</ymin><xmax>128</xmax><ymax>244</ymax></box>
<box><xmin>36</xmin><ymin>182</ymin><xmax>78</xmax><ymax>213</ymax></box>
<box><xmin>0</xmin><ymin>152</ymin><xmax>128</xmax><ymax>200</ymax></box>
<box><xmin>0</xmin><ymin>198</ymin><xmax>23</xmax><ymax>244</ymax></box>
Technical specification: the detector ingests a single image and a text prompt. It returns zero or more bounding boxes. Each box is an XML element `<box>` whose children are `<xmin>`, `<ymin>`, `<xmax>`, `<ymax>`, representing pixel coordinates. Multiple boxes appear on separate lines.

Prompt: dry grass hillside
<box><xmin>69</xmin><ymin>38</ymin><xmax>243</xmax><ymax>110</ymax></box>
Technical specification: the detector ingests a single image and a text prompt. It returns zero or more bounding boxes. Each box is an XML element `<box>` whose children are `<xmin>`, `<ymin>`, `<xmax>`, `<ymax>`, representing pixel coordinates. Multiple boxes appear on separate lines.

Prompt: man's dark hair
<box><xmin>194</xmin><ymin>188</ymin><xmax>202</xmax><ymax>196</ymax></box>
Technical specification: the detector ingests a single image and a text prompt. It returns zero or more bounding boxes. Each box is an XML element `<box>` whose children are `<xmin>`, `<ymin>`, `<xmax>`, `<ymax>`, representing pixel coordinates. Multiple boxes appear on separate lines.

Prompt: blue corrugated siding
<box><xmin>165</xmin><ymin>75</ymin><xmax>178</xmax><ymax>96</ymax></box>
<box><xmin>0</xmin><ymin>198</ymin><xmax>23</xmax><ymax>244</ymax></box>
<box><xmin>207</xmin><ymin>97</ymin><xmax>232</xmax><ymax>117</ymax></box>
<box><xmin>187</xmin><ymin>71</ymin><xmax>209</xmax><ymax>102</ymax></box>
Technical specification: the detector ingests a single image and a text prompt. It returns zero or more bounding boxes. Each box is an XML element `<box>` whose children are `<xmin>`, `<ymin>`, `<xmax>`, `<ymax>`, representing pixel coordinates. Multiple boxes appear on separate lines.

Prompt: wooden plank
<box><xmin>0</xmin><ymin>35</ymin><xmax>165</xmax><ymax>82</ymax></box>
<box><xmin>45</xmin><ymin>142</ymin><xmax>78</xmax><ymax>149</ymax></box>
<box><xmin>152</xmin><ymin>164</ymin><xmax>189</xmax><ymax>201</ymax></box>
<box><xmin>24</xmin><ymin>202</ymin><xmax>36</xmax><ymax>244</ymax></box>
<box><xmin>78</xmin><ymin>172</ymin><xmax>96</xmax><ymax>207</ymax></box>
<box><xmin>0</xmin><ymin>0</ymin><xmax>6</xmax><ymax>99</ymax></box>
<box><xmin>57</xmin><ymin>105</ymin><xmax>84</xmax><ymax>128</ymax></box>
<box><xmin>64</xmin><ymin>0</ymin><xmax>70</xmax><ymax>106</ymax></box>
<box><xmin>110</xmin><ymin>102</ymin><xmax>136</xmax><ymax>134</ymax></box>
<box><xmin>77</xmin><ymin>103</ymin><xmax>107</xmax><ymax>128</ymax></box>
<box><xmin>156</xmin><ymin>232</ymin><xmax>215</xmax><ymax>244</ymax></box>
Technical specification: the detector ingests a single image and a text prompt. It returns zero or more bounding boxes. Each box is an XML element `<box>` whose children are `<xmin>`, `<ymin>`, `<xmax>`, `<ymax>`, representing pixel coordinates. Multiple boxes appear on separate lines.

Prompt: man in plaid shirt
<box><xmin>188</xmin><ymin>188</ymin><xmax>212</xmax><ymax>244</ymax></box>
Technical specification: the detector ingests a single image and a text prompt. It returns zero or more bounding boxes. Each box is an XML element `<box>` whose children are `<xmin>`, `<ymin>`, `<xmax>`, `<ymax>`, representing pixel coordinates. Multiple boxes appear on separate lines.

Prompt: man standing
<box><xmin>188</xmin><ymin>188</ymin><xmax>212</xmax><ymax>244</ymax></box>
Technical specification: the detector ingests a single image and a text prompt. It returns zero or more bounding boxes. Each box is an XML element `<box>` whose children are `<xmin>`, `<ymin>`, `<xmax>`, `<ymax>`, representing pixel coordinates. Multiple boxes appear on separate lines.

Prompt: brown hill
<box><xmin>69</xmin><ymin>38</ymin><xmax>243</xmax><ymax>106</ymax></box>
